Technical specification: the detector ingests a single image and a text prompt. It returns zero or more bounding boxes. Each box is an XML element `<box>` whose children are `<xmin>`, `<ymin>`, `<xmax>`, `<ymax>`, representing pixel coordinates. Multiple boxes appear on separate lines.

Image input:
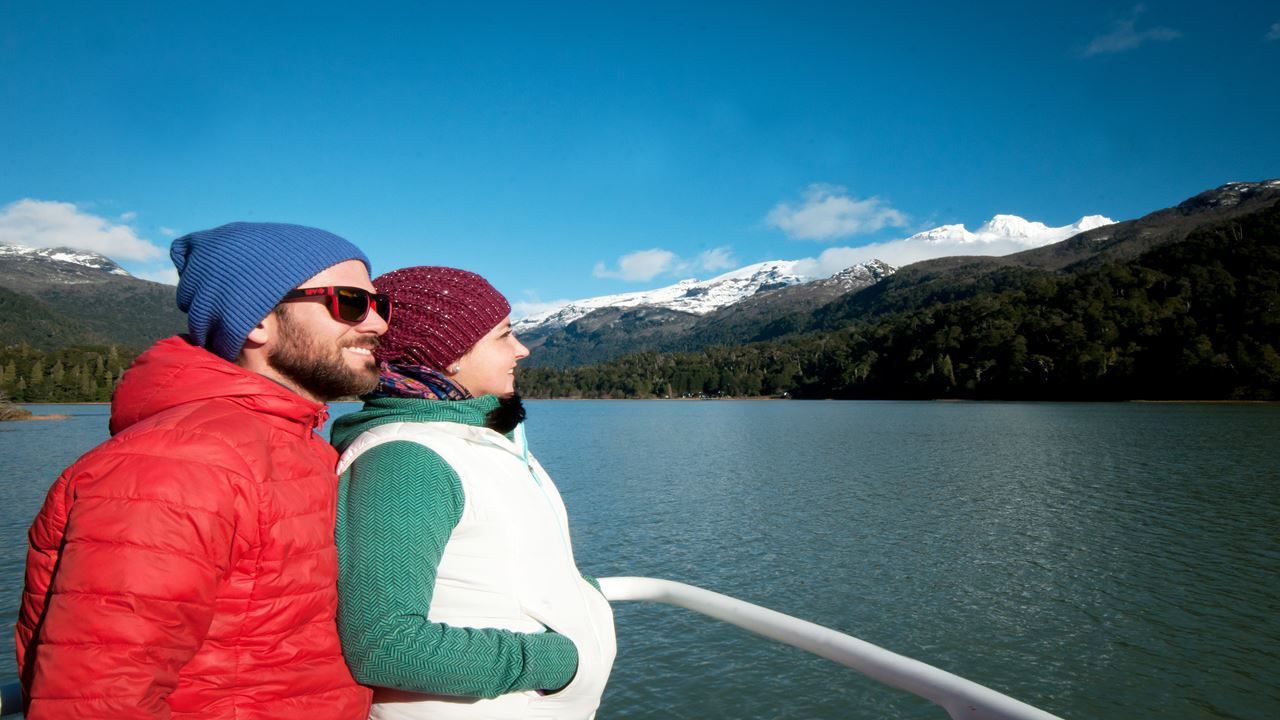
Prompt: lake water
<box><xmin>2</xmin><ymin>400</ymin><xmax>1278</xmax><ymax>719</ymax></box>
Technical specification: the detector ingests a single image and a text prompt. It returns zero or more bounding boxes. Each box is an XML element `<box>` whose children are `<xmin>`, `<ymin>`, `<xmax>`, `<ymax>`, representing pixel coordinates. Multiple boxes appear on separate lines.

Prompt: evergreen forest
<box><xmin>518</xmin><ymin>207</ymin><xmax>1280</xmax><ymax>401</ymax></box>
<box><xmin>1</xmin><ymin>345</ymin><xmax>137</xmax><ymax>403</ymax></box>
<box><xmin>3</xmin><ymin>194</ymin><xmax>1277</xmax><ymax>405</ymax></box>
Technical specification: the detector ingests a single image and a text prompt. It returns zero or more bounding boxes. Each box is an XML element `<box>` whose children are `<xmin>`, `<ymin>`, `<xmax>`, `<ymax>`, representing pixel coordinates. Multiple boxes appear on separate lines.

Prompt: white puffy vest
<box><xmin>338</xmin><ymin>421</ymin><xmax>616</xmax><ymax>720</ymax></box>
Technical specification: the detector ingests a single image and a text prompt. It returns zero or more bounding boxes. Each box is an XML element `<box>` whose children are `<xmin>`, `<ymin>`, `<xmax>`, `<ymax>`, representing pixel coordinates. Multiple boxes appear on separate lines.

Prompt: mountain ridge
<box><xmin>814</xmin><ymin>179</ymin><xmax>1280</xmax><ymax>330</ymax></box>
<box><xmin>1</xmin><ymin>182</ymin><xmax>1274</xmax><ymax>370</ymax></box>
<box><xmin>517</xmin><ymin>180</ymin><xmax>1280</xmax><ymax>400</ymax></box>
<box><xmin>515</xmin><ymin>211</ymin><xmax>1111</xmax><ymax>337</ymax></box>
<box><xmin>516</xmin><ymin>212</ymin><xmax>1112</xmax><ymax>367</ymax></box>
<box><xmin>0</xmin><ymin>243</ymin><xmax>186</xmax><ymax>350</ymax></box>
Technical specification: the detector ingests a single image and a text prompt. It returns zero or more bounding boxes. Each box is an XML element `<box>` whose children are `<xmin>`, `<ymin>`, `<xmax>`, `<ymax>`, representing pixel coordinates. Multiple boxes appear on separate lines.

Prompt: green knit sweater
<box><xmin>331</xmin><ymin>395</ymin><xmax>581</xmax><ymax>698</ymax></box>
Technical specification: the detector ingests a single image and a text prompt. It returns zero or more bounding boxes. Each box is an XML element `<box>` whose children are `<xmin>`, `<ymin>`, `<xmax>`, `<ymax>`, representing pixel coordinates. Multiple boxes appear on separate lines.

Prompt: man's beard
<box><xmin>268</xmin><ymin>309</ymin><xmax>380</xmax><ymax>401</ymax></box>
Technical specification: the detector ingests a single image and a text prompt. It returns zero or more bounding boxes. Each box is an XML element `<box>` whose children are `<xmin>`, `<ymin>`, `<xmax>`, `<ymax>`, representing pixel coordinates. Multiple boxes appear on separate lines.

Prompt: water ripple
<box><xmin>3</xmin><ymin>401</ymin><xmax>1277</xmax><ymax>719</ymax></box>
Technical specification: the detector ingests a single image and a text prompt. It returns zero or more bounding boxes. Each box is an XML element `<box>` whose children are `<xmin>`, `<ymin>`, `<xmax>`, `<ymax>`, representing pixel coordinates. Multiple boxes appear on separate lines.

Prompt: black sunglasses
<box><xmin>278</xmin><ymin>286</ymin><xmax>392</xmax><ymax>324</ymax></box>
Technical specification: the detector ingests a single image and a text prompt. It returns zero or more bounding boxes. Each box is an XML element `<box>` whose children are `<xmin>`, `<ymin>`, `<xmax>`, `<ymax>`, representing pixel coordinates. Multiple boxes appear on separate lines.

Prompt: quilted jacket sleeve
<box><xmin>336</xmin><ymin>441</ymin><xmax>578</xmax><ymax>697</ymax></box>
<box><xmin>17</xmin><ymin>443</ymin><xmax>246</xmax><ymax>719</ymax></box>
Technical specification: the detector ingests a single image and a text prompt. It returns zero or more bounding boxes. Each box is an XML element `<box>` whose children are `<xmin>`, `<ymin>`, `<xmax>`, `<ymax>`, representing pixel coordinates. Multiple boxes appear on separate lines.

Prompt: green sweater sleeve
<box><xmin>336</xmin><ymin>440</ymin><xmax>578</xmax><ymax>697</ymax></box>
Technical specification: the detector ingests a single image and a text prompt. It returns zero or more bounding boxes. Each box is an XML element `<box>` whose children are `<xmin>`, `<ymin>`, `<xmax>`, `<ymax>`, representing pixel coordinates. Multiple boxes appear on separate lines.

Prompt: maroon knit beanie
<box><xmin>374</xmin><ymin>266</ymin><xmax>512</xmax><ymax>370</ymax></box>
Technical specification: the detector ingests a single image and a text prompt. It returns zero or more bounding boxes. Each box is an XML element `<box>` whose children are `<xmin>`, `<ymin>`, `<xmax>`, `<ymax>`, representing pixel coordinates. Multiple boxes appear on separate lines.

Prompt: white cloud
<box><xmin>1084</xmin><ymin>8</ymin><xmax>1180</xmax><ymax>56</ymax></box>
<box><xmin>793</xmin><ymin>215</ymin><xmax>1115</xmax><ymax>277</ymax></box>
<box><xmin>593</xmin><ymin>248</ymin><xmax>679</xmax><ymax>281</ymax></box>
<box><xmin>592</xmin><ymin>246</ymin><xmax>736</xmax><ymax>283</ymax></box>
<box><xmin>694</xmin><ymin>246</ymin><xmax>736</xmax><ymax>272</ymax></box>
<box><xmin>765</xmin><ymin>184</ymin><xmax>908</xmax><ymax>241</ymax></box>
<box><xmin>159</xmin><ymin>226</ymin><xmax>179</xmax><ymax>237</ymax></box>
<box><xmin>511</xmin><ymin>298</ymin><xmax>574</xmax><ymax>320</ymax></box>
<box><xmin>134</xmin><ymin>267</ymin><xmax>180</xmax><ymax>285</ymax></box>
<box><xmin>119</xmin><ymin>211</ymin><xmax>137</xmax><ymax>221</ymax></box>
<box><xmin>0</xmin><ymin>199</ymin><xmax>165</xmax><ymax>261</ymax></box>
<box><xmin>793</xmin><ymin>246</ymin><xmax>884</xmax><ymax>279</ymax></box>
<box><xmin>793</xmin><ymin>240</ymin><xmax>979</xmax><ymax>278</ymax></box>
<box><xmin>1268</xmin><ymin>23</ymin><xmax>1280</xmax><ymax>41</ymax></box>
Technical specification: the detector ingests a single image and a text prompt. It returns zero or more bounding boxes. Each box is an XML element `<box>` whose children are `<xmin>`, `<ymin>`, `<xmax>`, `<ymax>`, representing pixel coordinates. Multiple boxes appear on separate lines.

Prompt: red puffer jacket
<box><xmin>16</xmin><ymin>336</ymin><xmax>372</xmax><ymax>719</ymax></box>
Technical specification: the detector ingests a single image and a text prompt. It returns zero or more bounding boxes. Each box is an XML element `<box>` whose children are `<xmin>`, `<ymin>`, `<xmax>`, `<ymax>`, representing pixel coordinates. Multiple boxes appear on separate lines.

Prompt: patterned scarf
<box><xmin>367</xmin><ymin>362</ymin><xmax>471</xmax><ymax>401</ymax></box>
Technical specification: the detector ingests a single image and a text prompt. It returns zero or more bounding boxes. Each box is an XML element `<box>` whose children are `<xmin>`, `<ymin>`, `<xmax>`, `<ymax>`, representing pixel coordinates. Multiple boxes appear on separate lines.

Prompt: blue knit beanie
<box><xmin>171</xmin><ymin>221</ymin><xmax>371</xmax><ymax>361</ymax></box>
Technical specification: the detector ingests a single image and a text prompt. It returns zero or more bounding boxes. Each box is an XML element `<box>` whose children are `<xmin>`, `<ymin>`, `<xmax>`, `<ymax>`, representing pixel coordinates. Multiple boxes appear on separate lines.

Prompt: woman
<box><xmin>332</xmin><ymin>266</ymin><xmax>615</xmax><ymax>720</ymax></box>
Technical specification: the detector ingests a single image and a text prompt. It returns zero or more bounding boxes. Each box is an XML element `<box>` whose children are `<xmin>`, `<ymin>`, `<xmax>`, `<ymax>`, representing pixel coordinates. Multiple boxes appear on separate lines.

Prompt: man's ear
<box><xmin>243</xmin><ymin>312</ymin><xmax>277</xmax><ymax>349</ymax></box>
<box><xmin>235</xmin><ymin>311</ymin><xmax>280</xmax><ymax>372</ymax></box>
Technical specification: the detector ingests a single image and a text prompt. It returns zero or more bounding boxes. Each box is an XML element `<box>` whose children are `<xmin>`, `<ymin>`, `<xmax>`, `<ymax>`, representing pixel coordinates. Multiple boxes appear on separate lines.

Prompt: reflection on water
<box><xmin>3</xmin><ymin>401</ymin><xmax>1278</xmax><ymax>719</ymax></box>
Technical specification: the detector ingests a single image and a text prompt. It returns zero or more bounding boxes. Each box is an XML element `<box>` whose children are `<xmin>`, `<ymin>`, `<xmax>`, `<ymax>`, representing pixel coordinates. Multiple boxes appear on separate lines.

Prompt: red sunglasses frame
<box><xmin>278</xmin><ymin>286</ymin><xmax>392</xmax><ymax>324</ymax></box>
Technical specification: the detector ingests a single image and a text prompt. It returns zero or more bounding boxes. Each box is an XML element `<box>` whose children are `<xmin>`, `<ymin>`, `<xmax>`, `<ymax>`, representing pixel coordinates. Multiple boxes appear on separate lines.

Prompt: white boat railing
<box><xmin>600</xmin><ymin>576</ymin><xmax>1064</xmax><ymax>720</ymax></box>
<box><xmin>0</xmin><ymin>576</ymin><xmax>1065</xmax><ymax>719</ymax></box>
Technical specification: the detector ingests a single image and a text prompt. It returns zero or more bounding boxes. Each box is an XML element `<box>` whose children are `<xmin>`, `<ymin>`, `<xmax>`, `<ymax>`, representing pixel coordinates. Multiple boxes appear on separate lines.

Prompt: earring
<box><xmin>449</xmin><ymin>364</ymin><xmax>460</xmax><ymax>374</ymax></box>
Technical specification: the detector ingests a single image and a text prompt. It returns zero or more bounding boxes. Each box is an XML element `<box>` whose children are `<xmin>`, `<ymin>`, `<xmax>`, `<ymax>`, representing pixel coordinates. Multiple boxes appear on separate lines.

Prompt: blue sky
<box><xmin>2</xmin><ymin>1</ymin><xmax>1277</xmax><ymax>316</ymax></box>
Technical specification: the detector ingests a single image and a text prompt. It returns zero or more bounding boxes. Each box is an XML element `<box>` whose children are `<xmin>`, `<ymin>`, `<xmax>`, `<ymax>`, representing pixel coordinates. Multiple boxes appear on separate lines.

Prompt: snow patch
<box><xmin>514</xmin><ymin>211</ymin><xmax>1119</xmax><ymax>335</ymax></box>
<box><xmin>514</xmin><ymin>259</ymin><xmax>892</xmax><ymax>334</ymax></box>
<box><xmin>0</xmin><ymin>242</ymin><xmax>131</xmax><ymax>276</ymax></box>
<box><xmin>904</xmin><ymin>213</ymin><xmax>1115</xmax><ymax>249</ymax></box>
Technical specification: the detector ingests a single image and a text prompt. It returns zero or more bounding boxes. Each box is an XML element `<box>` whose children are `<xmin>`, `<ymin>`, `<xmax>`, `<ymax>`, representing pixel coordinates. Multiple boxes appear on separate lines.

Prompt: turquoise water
<box><xmin>2</xmin><ymin>401</ymin><xmax>1278</xmax><ymax>719</ymax></box>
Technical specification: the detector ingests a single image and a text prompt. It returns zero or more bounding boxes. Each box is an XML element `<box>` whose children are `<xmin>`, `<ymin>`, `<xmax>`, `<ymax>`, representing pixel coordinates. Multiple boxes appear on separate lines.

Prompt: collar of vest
<box><xmin>401</xmin><ymin>420</ymin><xmax>529</xmax><ymax>461</ymax></box>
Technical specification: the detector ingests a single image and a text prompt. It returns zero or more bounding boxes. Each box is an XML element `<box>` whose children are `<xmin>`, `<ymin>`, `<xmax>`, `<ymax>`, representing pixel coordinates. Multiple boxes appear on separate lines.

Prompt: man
<box><xmin>15</xmin><ymin>222</ymin><xmax>387</xmax><ymax>719</ymax></box>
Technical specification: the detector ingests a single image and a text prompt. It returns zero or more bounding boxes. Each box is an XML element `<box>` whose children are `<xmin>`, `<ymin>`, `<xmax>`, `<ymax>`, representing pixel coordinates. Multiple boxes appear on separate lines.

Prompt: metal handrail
<box><xmin>599</xmin><ymin>576</ymin><xmax>1064</xmax><ymax>720</ymax></box>
<box><xmin>0</xmin><ymin>577</ymin><xmax>1066</xmax><ymax>719</ymax></box>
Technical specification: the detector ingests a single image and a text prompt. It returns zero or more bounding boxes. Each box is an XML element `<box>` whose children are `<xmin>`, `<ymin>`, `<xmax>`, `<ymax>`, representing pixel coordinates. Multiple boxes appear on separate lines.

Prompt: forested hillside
<box><xmin>0</xmin><ymin>248</ymin><xmax>185</xmax><ymax>351</ymax></box>
<box><xmin>3</xmin><ymin>183</ymin><xmax>1277</xmax><ymax>404</ymax></box>
<box><xmin>519</xmin><ymin>201</ymin><xmax>1280</xmax><ymax>400</ymax></box>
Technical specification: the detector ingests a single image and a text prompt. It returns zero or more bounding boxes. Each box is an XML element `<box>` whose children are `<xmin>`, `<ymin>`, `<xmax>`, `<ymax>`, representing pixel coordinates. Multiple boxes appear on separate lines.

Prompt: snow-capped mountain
<box><xmin>513</xmin><ymin>259</ymin><xmax>825</xmax><ymax>334</ymax></box>
<box><xmin>0</xmin><ymin>242</ymin><xmax>131</xmax><ymax>277</ymax></box>
<box><xmin>1177</xmin><ymin>179</ymin><xmax>1280</xmax><ymax>211</ymax></box>
<box><xmin>515</xmin><ymin>213</ymin><xmax>1111</xmax><ymax>335</ymax></box>
<box><xmin>810</xmin><ymin>259</ymin><xmax>896</xmax><ymax>290</ymax></box>
<box><xmin>912</xmin><ymin>214</ymin><xmax>1113</xmax><ymax>247</ymax></box>
<box><xmin>0</xmin><ymin>241</ymin><xmax>187</xmax><ymax>351</ymax></box>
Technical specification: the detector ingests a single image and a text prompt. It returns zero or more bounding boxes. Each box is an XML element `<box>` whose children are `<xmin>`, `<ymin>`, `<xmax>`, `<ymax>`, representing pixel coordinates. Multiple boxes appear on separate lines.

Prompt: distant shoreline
<box><xmin>19</xmin><ymin>402</ymin><xmax>110</xmax><ymax>406</ymax></box>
